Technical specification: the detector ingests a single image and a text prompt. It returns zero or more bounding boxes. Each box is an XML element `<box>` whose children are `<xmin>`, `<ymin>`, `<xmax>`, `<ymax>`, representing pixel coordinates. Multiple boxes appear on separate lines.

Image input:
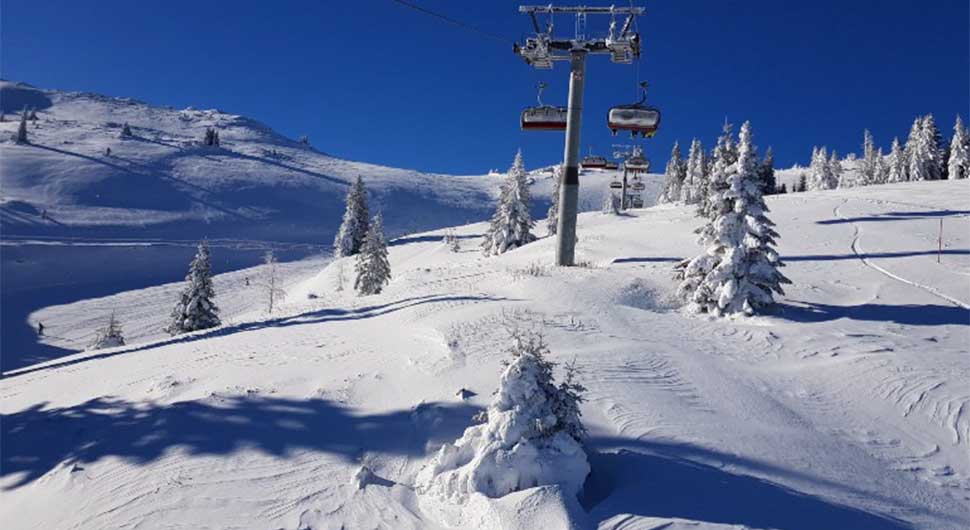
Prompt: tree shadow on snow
<box><xmin>4</xmin><ymin>294</ymin><xmax>514</xmax><ymax>378</ymax></box>
<box><xmin>773</xmin><ymin>300</ymin><xmax>969</xmax><ymax>326</ymax></box>
<box><xmin>1</xmin><ymin>395</ymin><xmax>481</xmax><ymax>490</ymax></box>
<box><xmin>816</xmin><ymin>209</ymin><xmax>970</xmax><ymax>225</ymax></box>
<box><xmin>582</xmin><ymin>437</ymin><xmax>918</xmax><ymax>530</ymax></box>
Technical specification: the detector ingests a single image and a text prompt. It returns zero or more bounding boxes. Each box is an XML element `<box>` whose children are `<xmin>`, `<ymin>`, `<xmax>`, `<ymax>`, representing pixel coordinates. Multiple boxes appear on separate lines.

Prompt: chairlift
<box><xmin>604</xmin><ymin>161</ymin><xmax>619</xmax><ymax>170</ymax></box>
<box><xmin>624</xmin><ymin>155</ymin><xmax>650</xmax><ymax>172</ymax></box>
<box><xmin>608</xmin><ymin>82</ymin><xmax>661</xmax><ymax>138</ymax></box>
<box><xmin>521</xmin><ymin>82</ymin><xmax>567</xmax><ymax>131</ymax></box>
<box><xmin>609</xmin><ymin>179</ymin><xmax>623</xmax><ymax>189</ymax></box>
<box><xmin>581</xmin><ymin>154</ymin><xmax>608</xmax><ymax>169</ymax></box>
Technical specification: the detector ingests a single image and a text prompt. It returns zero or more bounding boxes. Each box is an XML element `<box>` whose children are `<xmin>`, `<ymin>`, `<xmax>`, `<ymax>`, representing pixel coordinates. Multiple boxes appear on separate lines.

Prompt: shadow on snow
<box><xmin>817</xmin><ymin>209</ymin><xmax>970</xmax><ymax>225</ymax></box>
<box><xmin>773</xmin><ymin>300</ymin><xmax>969</xmax><ymax>326</ymax></box>
<box><xmin>1</xmin><ymin>395</ymin><xmax>481</xmax><ymax>490</ymax></box>
<box><xmin>583</xmin><ymin>437</ymin><xmax>918</xmax><ymax>530</ymax></box>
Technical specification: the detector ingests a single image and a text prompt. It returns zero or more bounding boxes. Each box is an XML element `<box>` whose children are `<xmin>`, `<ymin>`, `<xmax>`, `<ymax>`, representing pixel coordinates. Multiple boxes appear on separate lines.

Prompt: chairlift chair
<box><xmin>521</xmin><ymin>82</ymin><xmax>567</xmax><ymax>131</ymax></box>
<box><xmin>581</xmin><ymin>155</ymin><xmax>608</xmax><ymax>169</ymax></box>
<box><xmin>608</xmin><ymin>82</ymin><xmax>661</xmax><ymax>138</ymax></box>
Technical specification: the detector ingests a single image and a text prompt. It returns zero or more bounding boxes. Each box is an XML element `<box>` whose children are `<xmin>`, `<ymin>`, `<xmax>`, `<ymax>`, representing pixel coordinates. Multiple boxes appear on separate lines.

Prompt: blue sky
<box><xmin>2</xmin><ymin>0</ymin><xmax>968</xmax><ymax>174</ymax></box>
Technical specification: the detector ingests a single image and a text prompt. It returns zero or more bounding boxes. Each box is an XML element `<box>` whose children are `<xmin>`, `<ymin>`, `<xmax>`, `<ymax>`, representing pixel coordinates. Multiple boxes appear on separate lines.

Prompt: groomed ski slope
<box><xmin>2</xmin><ymin>179</ymin><xmax>968</xmax><ymax>530</ymax></box>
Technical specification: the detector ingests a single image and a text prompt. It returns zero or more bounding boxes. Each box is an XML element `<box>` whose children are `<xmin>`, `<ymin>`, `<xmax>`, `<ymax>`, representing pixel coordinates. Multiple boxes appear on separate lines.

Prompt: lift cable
<box><xmin>388</xmin><ymin>0</ymin><xmax>513</xmax><ymax>45</ymax></box>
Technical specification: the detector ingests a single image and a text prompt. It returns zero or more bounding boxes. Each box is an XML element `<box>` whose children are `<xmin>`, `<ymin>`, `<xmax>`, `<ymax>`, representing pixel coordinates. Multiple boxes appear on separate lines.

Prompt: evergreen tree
<box><xmin>89</xmin><ymin>312</ymin><xmax>125</xmax><ymax>350</ymax></box>
<box><xmin>120</xmin><ymin>122</ymin><xmax>133</xmax><ymax>138</ymax></box>
<box><xmin>659</xmin><ymin>141</ymin><xmax>686</xmax><ymax>203</ymax></box>
<box><xmin>872</xmin><ymin>148</ymin><xmax>888</xmax><ymax>184</ymax></box>
<box><xmin>808</xmin><ymin>146</ymin><xmax>837</xmax><ymax>190</ymax></box>
<box><xmin>905</xmin><ymin>117</ymin><xmax>931</xmax><ymax>181</ymax></box>
<box><xmin>482</xmin><ymin>149</ymin><xmax>536</xmax><ymax>256</ymax></box>
<box><xmin>28</xmin><ymin>108</ymin><xmax>38</xmax><ymax>121</ymax></box>
<box><xmin>777</xmin><ymin>183</ymin><xmax>788</xmax><ymax>194</ymax></box>
<box><xmin>166</xmin><ymin>241</ymin><xmax>220</xmax><ymax>335</ymax></box>
<box><xmin>887</xmin><ymin>137</ymin><xmax>907</xmax><ymax>183</ymax></box>
<box><xmin>683</xmin><ymin>138</ymin><xmax>705</xmax><ymax>204</ymax></box>
<box><xmin>757</xmin><ymin>146</ymin><xmax>776</xmax><ymax>195</ymax></box>
<box><xmin>354</xmin><ymin>214</ymin><xmax>391</xmax><ymax>295</ymax></box>
<box><xmin>333</xmin><ymin>176</ymin><xmax>370</xmax><ymax>257</ymax></box>
<box><xmin>15</xmin><ymin>109</ymin><xmax>28</xmax><ymax>144</ymax></box>
<box><xmin>678</xmin><ymin>121</ymin><xmax>790</xmax><ymax>316</ymax></box>
<box><xmin>697</xmin><ymin>123</ymin><xmax>736</xmax><ymax>220</ymax></box>
<box><xmin>947</xmin><ymin>116</ymin><xmax>969</xmax><ymax>180</ymax></box>
<box><xmin>547</xmin><ymin>165</ymin><xmax>561</xmax><ymax>235</ymax></box>
<box><xmin>923</xmin><ymin>114</ymin><xmax>944</xmax><ymax>180</ymax></box>
<box><xmin>861</xmin><ymin>129</ymin><xmax>878</xmax><ymax>185</ymax></box>
<box><xmin>829</xmin><ymin>151</ymin><xmax>844</xmax><ymax>188</ymax></box>
<box><xmin>796</xmin><ymin>173</ymin><xmax>808</xmax><ymax>192</ymax></box>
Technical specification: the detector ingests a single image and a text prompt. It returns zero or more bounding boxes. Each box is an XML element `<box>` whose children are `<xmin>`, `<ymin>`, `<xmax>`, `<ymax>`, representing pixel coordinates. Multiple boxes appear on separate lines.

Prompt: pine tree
<box><xmin>922</xmin><ymin>114</ymin><xmax>944</xmax><ymax>180</ymax></box>
<box><xmin>15</xmin><ymin>109</ymin><xmax>28</xmax><ymax>144</ymax></box>
<box><xmin>697</xmin><ymin>123</ymin><xmax>736</xmax><ymax>220</ymax></box>
<box><xmin>481</xmin><ymin>149</ymin><xmax>536</xmax><ymax>256</ymax></box>
<box><xmin>678</xmin><ymin>121</ymin><xmax>790</xmax><ymax>316</ymax></box>
<box><xmin>887</xmin><ymin>137</ymin><xmax>907</xmax><ymax>183</ymax></box>
<box><xmin>547</xmin><ymin>165</ymin><xmax>561</xmax><ymax>235</ymax></box>
<box><xmin>796</xmin><ymin>173</ymin><xmax>808</xmax><ymax>192</ymax></box>
<box><xmin>948</xmin><ymin>116</ymin><xmax>969</xmax><ymax>180</ymax></box>
<box><xmin>28</xmin><ymin>108</ymin><xmax>38</xmax><ymax>121</ymax></box>
<box><xmin>354</xmin><ymin>214</ymin><xmax>391</xmax><ymax>295</ymax></box>
<box><xmin>333</xmin><ymin>176</ymin><xmax>370</xmax><ymax>257</ymax></box>
<box><xmin>872</xmin><ymin>148</ymin><xmax>888</xmax><ymax>184</ymax></box>
<box><xmin>120</xmin><ymin>122</ymin><xmax>133</xmax><ymax>138</ymax></box>
<box><xmin>829</xmin><ymin>151</ymin><xmax>844</xmax><ymax>188</ymax></box>
<box><xmin>809</xmin><ymin>146</ymin><xmax>837</xmax><ymax>190</ymax></box>
<box><xmin>166</xmin><ymin>241</ymin><xmax>220</xmax><ymax>335</ymax></box>
<box><xmin>905</xmin><ymin>117</ymin><xmax>930</xmax><ymax>181</ymax></box>
<box><xmin>261</xmin><ymin>250</ymin><xmax>286</xmax><ymax>314</ymax></box>
<box><xmin>757</xmin><ymin>146</ymin><xmax>776</xmax><ymax>195</ymax></box>
<box><xmin>683</xmin><ymin>138</ymin><xmax>705</xmax><ymax>204</ymax></box>
<box><xmin>659</xmin><ymin>141</ymin><xmax>686</xmax><ymax>203</ymax></box>
<box><xmin>861</xmin><ymin>129</ymin><xmax>878</xmax><ymax>185</ymax></box>
<box><xmin>89</xmin><ymin>312</ymin><xmax>125</xmax><ymax>350</ymax></box>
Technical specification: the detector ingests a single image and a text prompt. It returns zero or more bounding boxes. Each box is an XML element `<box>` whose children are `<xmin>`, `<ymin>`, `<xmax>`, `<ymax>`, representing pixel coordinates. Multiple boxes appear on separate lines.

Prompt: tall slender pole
<box><xmin>556</xmin><ymin>49</ymin><xmax>587</xmax><ymax>266</ymax></box>
<box><xmin>620</xmin><ymin>167</ymin><xmax>629</xmax><ymax>210</ymax></box>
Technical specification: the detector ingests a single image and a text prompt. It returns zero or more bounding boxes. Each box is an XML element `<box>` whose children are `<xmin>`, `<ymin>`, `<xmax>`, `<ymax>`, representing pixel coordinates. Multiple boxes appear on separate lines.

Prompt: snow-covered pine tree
<box><xmin>697</xmin><ymin>123</ymin><xmax>736</xmax><ymax>220</ymax></box>
<box><xmin>166</xmin><ymin>241</ymin><xmax>220</xmax><ymax>335</ymax></box>
<box><xmin>796</xmin><ymin>173</ymin><xmax>808</xmax><ymax>192</ymax></box>
<box><xmin>89</xmin><ymin>312</ymin><xmax>125</xmax><ymax>350</ymax></box>
<box><xmin>872</xmin><ymin>148</ymin><xmax>888</xmax><ymax>184</ymax></box>
<box><xmin>261</xmin><ymin>250</ymin><xmax>286</xmax><ymax>314</ymax></box>
<box><xmin>683</xmin><ymin>138</ymin><xmax>705</xmax><ymax>204</ymax></box>
<box><xmin>547</xmin><ymin>165</ymin><xmax>561</xmax><ymax>235</ymax></box>
<box><xmin>829</xmin><ymin>151</ymin><xmax>845</xmax><ymax>188</ymax></box>
<box><xmin>15</xmin><ymin>109</ymin><xmax>28</xmax><ymax>144</ymax></box>
<box><xmin>678</xmin><ymin>121</ymin><xmax>790</xmax><ymax>316</ymax></box>
<box><xmin>922</xmin><ymin>114</ymin><xmax>944</xmax><ymax>180</ymax></box>
<box><xmin>905</xmin><ymin>117</ymin><xmax>931</xmax><ymax>181</ymax></box>
<box><xmin>659</xmin><ymin>141</ymin><xmax>686</xmax><ymax>203</ymax></box>
<box><xmin>481</xmin><ymin>149</ymin><xmax>536</xmax><ymax>256</ymax></box>
<box><xmin>354</xmin><ymin>214</ymin><xmax>391</xmax><ymax>296</ymax></box>
<box><xmin>887</xmin><ymin>137</ymin><xmax>907</xmax><ymax>182</ymax></box>
<box><xmin>948</xmin><ymin>116</ymin><xmax>969</xmax><ymax>180</ymax></box>
<box><xmin>28</xmin><ymin>108</ymin><xmax>38</xmax><ymax>121</ymax></box>
<box><xmin>757</xmin><ymin>146</ymin><xmax>776</xmax><ymax>195</ymax></box>
<box><xmin>333</xmin><ymin>175</ymin><xmax>370</xmax><ymax>257</ymax></box>
<box><xmin>120</xmin><ymin>122</ymin><xmax>133</xmax><ymax>138</ymax></box>
<box><xmin>809</xmin><ymin>146</ymin><xmax>837</xmax><ymax>190</ymax></box>
<box><xmin>861</xmin><ymin>129</ymin><xmax>878</xmax><ymax>185</ymax></box>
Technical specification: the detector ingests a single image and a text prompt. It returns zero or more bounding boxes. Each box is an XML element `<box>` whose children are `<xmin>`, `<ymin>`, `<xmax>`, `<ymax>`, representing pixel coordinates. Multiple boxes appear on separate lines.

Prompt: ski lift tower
<box><xmin>514</xmin><ymin>4</ymin><xmax>644</xmax><ymax>266</ymax></box>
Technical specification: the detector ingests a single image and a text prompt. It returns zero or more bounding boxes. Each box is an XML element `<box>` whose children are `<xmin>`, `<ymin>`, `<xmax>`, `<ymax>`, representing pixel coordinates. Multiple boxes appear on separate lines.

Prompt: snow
<box><xmin>2</xmin><ymin>174</ymin><xmax>968</xmax><ymax>529</ymax></box>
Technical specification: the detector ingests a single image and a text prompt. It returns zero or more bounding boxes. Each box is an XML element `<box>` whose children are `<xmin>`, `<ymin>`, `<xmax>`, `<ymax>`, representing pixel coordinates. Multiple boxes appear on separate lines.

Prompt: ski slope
<box><xmin>0</xmin><ymin>80</ymin><xmax>650</xmax><ymax>371</ymax></box>
<box><xmin>2</xmin><ymin>179</ymin><xmax>967</xmax><ymax>530</ymax></box>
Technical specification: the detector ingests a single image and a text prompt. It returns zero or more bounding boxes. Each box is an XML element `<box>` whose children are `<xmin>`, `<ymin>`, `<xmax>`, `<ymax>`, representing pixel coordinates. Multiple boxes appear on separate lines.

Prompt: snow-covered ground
<box><xmin>3</xmin><ymin>179</ymin><xmax>967</xmax><ymax>530</ymax></box>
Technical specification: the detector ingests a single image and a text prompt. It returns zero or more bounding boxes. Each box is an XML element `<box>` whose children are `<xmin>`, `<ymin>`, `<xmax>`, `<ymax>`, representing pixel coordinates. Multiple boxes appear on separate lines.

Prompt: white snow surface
<box><xmin>2</xmin><ymin>177</ymin><xmax>968</xmax><ymax>529</ymax></box>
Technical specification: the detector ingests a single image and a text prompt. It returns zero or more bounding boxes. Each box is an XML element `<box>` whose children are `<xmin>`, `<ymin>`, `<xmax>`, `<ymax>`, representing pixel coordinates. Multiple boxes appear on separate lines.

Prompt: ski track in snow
<box><xmin>835</xmin><ymin>199</ymin><xmax>970</xmax><ymax>309</ymax></box>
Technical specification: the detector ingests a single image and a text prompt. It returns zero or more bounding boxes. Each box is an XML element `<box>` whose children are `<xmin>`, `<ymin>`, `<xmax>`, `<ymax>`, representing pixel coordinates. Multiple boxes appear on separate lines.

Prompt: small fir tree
<box><xmin>166</xmin><ymin>241</ymin><xmax>220</xmax><ymax>335</ymax></box>
<box><xmin>683</xmin><ymin>138</ymin><xmax>706</xmax><ymax>204</ymax></box>
<box><xmin>948</xmin><ymin>116</ymin><xmax>969</xmax><ymax>180</ymax></box>
<box><xmin>861</xmin><ymin>129</ymin><xmax>878</xmax><ymax>185</ymax></box>
<box><xmin>333</xmin><ymin>176</ymin><xmax>370</xmax><ymax>257</ymax></box>
<box><xmin>678</xmin><ymin>121</ymin><xmax>790</xmax><ymax>316</ymax></box>
<box><xmin>659</xmin><ymin>141</ymin><xmax>686</xmax><ymax>203</ymax></box>
<box><xmin>796</xmin><ymin>173</ymin><xmax>808</xmax><ymax>192</ymax></box>
<box><xmin>354</xmin><ymin>214</ymin><xmax>391</xmax><ymax>295</ymax></box>
<box><xmin>547</xmin><ymin>165</ymin><xmax>562</xmax><ymax>235</ymax></box>
<box><xmin>905</xmin><ymin>117</ymin><xmax>930</xmax><ymax>181</ymax></box>
<box><xmin>15</xmin><ymin>110</ymin><xmax>28</xmax><ymax>144</ymax></box>
<box><xmin>829</xmin><ymin>151</ymin><xmax>844</xmax><ymax>188</ymax></box>
<box><xmin>481</xmin><ymin>149</ymin><xmax>535</xmax><ymax>256</ymax></box>
<box><xmin>887</xmin><ymin>137</ymin><xmax>907</xmax><ymax>182</ymax></box>
<box><xmin>922</xmin><ymin>114</ymin><xmax>944</xmax><ymax>180</ymax></box>
<box><xmin>120</xmin><ymin>122</ymin><xmax>133</xmax><ymax>138</ymax></box>
<box><xmin>89</xmin><ymin>312</ymin><xmax>125</xmax><ymax>350</ymax></box>
<box><xmin>261</xmin><ymin>250</ymin><xmax>286</xmax><ymax>314</ymax></box>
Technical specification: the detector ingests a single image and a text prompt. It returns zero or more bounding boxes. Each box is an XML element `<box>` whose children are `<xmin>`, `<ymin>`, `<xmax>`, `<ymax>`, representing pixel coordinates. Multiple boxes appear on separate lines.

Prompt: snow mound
<box><xmin>419</xmin><ymin>334</ymin><xmax>589</xmax><ymax>501</ymax></box>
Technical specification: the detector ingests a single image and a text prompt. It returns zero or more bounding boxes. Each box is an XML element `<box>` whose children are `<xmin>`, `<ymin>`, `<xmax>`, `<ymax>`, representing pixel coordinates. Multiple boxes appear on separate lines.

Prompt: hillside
<box><xmin>0</xmin><ymin>80</ymin><xmax>659</xmax><ymax>370</ymax></box>
<box><xmin>2</xmin><ymin>179</ymin><xmax>968</xmax><ymax>530</ymax></box>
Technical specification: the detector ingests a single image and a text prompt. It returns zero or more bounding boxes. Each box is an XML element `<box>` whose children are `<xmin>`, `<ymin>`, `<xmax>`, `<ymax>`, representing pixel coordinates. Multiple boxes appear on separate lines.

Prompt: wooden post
<box><xmin>938</xmin><ymin>218</ymin><xmax>943</xmax><ymax>264</ymax></box>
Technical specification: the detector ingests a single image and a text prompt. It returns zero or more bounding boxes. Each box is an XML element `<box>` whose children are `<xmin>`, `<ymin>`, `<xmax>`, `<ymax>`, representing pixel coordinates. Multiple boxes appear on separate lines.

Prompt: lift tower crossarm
<box><xmin>518</xmin><ymin>6</ymin><xmax>644</xmax><ymax>14</ymax></box>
